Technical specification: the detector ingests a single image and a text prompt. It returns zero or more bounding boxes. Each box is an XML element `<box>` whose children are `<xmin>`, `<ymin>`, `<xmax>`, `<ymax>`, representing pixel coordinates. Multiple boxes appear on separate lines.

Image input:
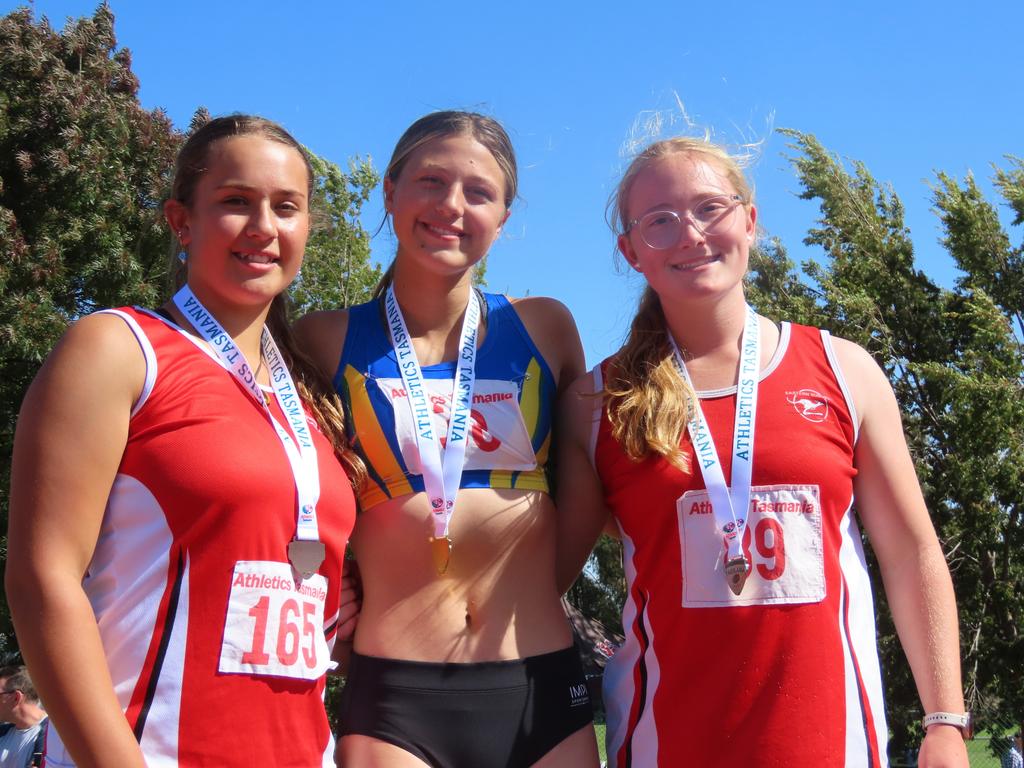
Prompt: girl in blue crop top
<box><xmin>295</xmin><ymin>111</ymin><xmax>599</xmax><ymax>768</ymax></box>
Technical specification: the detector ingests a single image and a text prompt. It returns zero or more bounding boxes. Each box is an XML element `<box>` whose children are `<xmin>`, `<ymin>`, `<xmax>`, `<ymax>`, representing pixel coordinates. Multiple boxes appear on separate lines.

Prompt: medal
<box><xmin>384</xmin><ymin>286</ymin><xmax>480</xmax><ymax>578</ymax></box>
<box><xmin>288</xmin><ymin>539</ymin><xmax>326</xmax><ymax>580</ymax></box>
<box><xmin>669</xmin><ymin>306</ymin><xmax>762</xmax><ymax>597</ymax></box>
<box><xmin>173</xmin><ymin>287</ymin><xmax>325</xmax><ymax>581</ymax></box>
<box><xmin>724</xmin><ymin>554</ymin><xmax>750</xmax><ymax>596</ymax></box>
<box><xmin>428</xmin><ymin>535</ymin><xmax>453</xmax><ymax>576</ymax></box>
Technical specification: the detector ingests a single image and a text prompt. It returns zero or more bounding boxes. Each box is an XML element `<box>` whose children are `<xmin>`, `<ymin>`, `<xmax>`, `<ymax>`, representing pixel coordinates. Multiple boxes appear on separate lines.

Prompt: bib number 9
<box><xmin>677</xmin><ymin>484</ymin><xmax>825</xmax><ymax>608</ymax></box>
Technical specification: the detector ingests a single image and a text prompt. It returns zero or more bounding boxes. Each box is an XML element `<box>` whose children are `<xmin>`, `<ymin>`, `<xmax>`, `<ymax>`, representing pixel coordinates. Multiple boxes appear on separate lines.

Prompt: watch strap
<box><xmin>922</xmin><ymin>711</ymin><xmax>972</xmax><ymax>738</ymax></box>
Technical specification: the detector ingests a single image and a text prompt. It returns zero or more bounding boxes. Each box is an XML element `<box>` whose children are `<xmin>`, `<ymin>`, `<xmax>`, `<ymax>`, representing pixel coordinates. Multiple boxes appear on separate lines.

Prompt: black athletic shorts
<box><xmin>337</xmin><ymin>645</ymin><xmax>595</xmax><ymax>768</ymax></box>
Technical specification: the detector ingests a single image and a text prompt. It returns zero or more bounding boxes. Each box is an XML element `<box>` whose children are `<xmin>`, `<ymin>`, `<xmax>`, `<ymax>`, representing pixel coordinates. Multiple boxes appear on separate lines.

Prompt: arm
<box><xmin>294</xmin><ymin>310</ymin><xmax>362</xmax><ymax>664</ymax></box>
<box><xmin>834</xmin><ymin>338</ymin><xmax>968</xmax><ymax>768</ymax></box>
<box><xmin>555</xmin><ymin>371</ymin><xmax>614</xmax><ymax>594</ymax></box>
<box><xmin>7</xmin><ymin>314</ymin><xmax>149</xmax><ymax>768</ymax></box>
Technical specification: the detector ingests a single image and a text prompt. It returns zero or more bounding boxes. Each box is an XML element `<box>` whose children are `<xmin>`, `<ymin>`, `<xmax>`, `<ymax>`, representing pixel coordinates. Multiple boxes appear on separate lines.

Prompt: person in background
<box><xmin>1003</xmin><ymin>732</ymin><xmax>1023</xmax><ymax>768</ymax></box>
<box><xmin>557</xmin><ymin>135</ymin><xmax>969</xmax><ymax>767</ymax></box>
<box><xmin>296</xmin><ymin>110</ymin><xmax>599</xmax><ymax>768</ymax></box>
<box><xmin>7</xmin><ymin>114</ymin><xmax>359</xmax><ymax>767</ymax></box>
<box><xmin>0</xmin><ymin>666</ymin><xmax>47</xmax><ymax>768</ymax></box>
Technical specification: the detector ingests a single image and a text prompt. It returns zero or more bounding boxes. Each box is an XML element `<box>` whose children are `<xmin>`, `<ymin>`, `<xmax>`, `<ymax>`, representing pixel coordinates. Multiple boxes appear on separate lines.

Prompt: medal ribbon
<box><xmin>668</xmin><ymin>305</ymin><xmax>761</xmax><ymax>568</ymax></box>
<box><xmin>384</xmin><ymin>285</ymin><xmax>479</xmax><ymax>540</ymax></box>
<box><xmin>173</xmin><ymin>287</ymin><xmax>321</xmax><ymax>544</ymax></box>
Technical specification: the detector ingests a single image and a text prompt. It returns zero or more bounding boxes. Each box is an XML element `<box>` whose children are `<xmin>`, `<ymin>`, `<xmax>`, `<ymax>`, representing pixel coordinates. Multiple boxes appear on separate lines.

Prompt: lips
<box><xmin>234</xmin><ymin>251</ymin><xmax>278</xmax><ymax>264</ymax></box>
<box><xmin>670</xmin><ymin>254</ymin><xmax>720</xmax><ymax>271</ymax></box>
<box><xmin>421</xmin><ymin>221</ymin><xmax>463</xmax><ymax>238</ymax></box>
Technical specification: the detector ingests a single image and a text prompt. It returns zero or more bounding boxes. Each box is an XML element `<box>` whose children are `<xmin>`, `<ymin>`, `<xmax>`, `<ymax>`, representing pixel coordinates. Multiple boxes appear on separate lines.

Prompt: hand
<box><xmin>917</xmin><ymin>725</ymin><xmax>969</xmax><ymax>768</ymax></box>
<box><xmin>336</xmin><ymin>559</ymin><xmax>362</xmax><ymax>643</ymax></box>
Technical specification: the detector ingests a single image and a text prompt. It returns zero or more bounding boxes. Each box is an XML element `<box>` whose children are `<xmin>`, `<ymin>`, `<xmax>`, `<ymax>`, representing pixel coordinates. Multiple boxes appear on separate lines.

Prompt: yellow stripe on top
<box><xmin>343</xmin><ymin>364</ymin><xmax>412</xmax><ymax>507</ymax></box>
<box><xmin>521</xmin><ymin>357</ymin><xmax>550</xmax><ymax>468</ymax></box>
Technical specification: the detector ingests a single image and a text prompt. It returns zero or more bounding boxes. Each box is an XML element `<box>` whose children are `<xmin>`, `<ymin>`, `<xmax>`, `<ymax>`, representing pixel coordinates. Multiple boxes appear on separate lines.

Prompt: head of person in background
<box><xmin>0</xmin><ymin>666</ymin><xmax>46</xmax><ymax>729</ymax></box>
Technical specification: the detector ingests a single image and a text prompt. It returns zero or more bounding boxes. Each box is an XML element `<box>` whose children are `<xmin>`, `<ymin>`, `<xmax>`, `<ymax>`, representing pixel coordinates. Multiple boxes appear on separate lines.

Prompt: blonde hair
<box><xmin>604</xmin><ymin>137</ymin><xmax>754</xmax><ymax>472</ymax></box>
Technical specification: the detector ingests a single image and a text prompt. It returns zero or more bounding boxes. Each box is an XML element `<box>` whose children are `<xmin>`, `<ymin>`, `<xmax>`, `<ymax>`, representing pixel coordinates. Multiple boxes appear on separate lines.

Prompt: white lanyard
<box><xmin>384</xmin><ymin>285</ymin><xmax>479</xmax><ymax>572</ymax></box>
<box><xmin>669</xmin><ymin>305</ymin><xmax>761</xmax><ymax>594</ymax></box>
<box><xmin>172</xmin><ymin>287</ymin><xmax>323</xmax><ymax>576</ymax></box>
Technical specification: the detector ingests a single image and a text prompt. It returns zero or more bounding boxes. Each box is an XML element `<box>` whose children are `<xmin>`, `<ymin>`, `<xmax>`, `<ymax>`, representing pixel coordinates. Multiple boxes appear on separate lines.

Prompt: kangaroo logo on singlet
<box><xmin>786</xmin><ymin>388</ymin><xmax>829</xmax><ymax>423</ymax></box>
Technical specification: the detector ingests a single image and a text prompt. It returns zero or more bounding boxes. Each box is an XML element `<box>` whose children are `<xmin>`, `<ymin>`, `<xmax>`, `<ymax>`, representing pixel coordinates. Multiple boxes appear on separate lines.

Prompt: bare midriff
<box><xmin>350</xmin><ymin>487</ymin><xmax>572</xmax><ymax>662</ymax></box>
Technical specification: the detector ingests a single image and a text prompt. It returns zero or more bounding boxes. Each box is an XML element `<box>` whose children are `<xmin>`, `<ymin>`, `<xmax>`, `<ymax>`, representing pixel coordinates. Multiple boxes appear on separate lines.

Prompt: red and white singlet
<box><xmin>42</xmin><ymin>308</ymin><xmax>356</xmax><ymax>768</ymax></box>
<box><xmin>594</xmin><ymin>323</ymin><xmax>888</xmax><ymax>768</ymax></box>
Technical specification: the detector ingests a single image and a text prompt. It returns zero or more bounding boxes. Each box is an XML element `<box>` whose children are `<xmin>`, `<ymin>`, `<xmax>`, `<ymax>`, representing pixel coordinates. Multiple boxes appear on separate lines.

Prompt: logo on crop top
<box><xmin>381</xmin><ymin>378</ymin><xmax>538</xmax><ymax>473</ymax></box>
<box><xmin>786</xmin><ymin>389</ymin><xmax>829</xmax><ymax>423</ymax></box>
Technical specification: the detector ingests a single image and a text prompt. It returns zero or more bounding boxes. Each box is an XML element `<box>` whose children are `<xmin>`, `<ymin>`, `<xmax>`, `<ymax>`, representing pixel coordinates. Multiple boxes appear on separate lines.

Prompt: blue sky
<box><xmin>8</xmin><ymin>0</ymin><xmax>1024</xmax><ymax>365</ymax></box>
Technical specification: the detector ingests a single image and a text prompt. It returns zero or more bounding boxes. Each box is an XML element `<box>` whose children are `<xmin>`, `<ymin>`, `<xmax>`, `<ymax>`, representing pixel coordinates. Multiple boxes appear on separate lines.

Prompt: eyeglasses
<box><xmin>0</xmin><ymin>690</ymin><xmax>17</xmax><ymax>697</ymax></box>
<box><xmin>624</xmin><ymin>194</ymin><xmax>745</xmax><ymax>250</ymax></box>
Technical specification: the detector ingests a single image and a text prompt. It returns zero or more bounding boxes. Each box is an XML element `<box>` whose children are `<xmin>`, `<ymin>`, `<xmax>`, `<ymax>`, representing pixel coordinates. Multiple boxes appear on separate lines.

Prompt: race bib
<box><xmin>378</xmin><ymin>378</ymin><xmax>537</xmax><ymax>472</ymax></box>
<box><xmin>677</xmin><ymin>484</ymin><xmax>826</xmax><ymax>608</ymax></box>
<box><xmin>219</xmin><ymin>561</ymin><xmax>332</xmax><ymax>680</ymax></box>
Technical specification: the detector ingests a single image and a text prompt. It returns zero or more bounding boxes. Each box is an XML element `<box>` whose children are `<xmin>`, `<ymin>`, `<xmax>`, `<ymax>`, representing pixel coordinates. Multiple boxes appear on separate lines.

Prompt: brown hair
<box><xmin>167</xmin><ymin>114</ymin><xmax>364</xmax><ymax>484</ymax></box>
<box><xmin>605</xmin><ymin>137</ymin><xmax>754</xmax><ymax>471</ymax></box>
<box><xmin>374</xmin><ymin>110</ymin><xmax>518</xmax><ymax>297</ymax></box>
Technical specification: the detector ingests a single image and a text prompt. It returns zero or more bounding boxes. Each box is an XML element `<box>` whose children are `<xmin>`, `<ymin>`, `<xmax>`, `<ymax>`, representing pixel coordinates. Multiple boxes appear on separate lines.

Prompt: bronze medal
<box><xmin>288</xmin><ymin>539</ymin><xmax>325</xmax><ymax>581</ymax></box>
<box><xmin>724</xmin><ymin>554</ymin><xmax>750</xmax><ymax>596</ymax></box>
<box><xmin>428</xmin><ymin>535</ymin><xmax>453</xmax><ymax>576</ymax></box>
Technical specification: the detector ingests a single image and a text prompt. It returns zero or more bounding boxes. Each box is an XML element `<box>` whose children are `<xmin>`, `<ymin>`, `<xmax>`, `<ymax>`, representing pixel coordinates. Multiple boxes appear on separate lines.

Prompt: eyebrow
<box><xmin>215</xmin><ymin>181</ymin><xmax>307</xmax><ymax>198</ymax></box>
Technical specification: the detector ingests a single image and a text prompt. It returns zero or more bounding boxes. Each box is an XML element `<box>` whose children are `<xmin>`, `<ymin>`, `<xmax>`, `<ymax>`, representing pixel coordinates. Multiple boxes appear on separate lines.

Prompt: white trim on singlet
<box><xmin>837</xmin><ymin>499</ymin><xmax>889</xmax><ymax>766</ymax></box>
<box><xmin>820</xmin><ymin>329</ymin><xmax>860</xmax><ymax>444</ymax></box>
<box><xmin>692</xmin><ymin>321</ymin><xmax>791</xmax><ymax>398</ymax></box>
<box><xmin>603</xmin><ymin>529</ymin><xmax>661</xmax><ymax>768</ymax></box>
<box><xmin>95</xmin><ymin>309</ymin><xmax>158</xmax><ymax>417</ymax></box>
<box><xmin>134</xmin><ymin>307</ymin><xmax>224</xmax><ymax>367</ymax></box>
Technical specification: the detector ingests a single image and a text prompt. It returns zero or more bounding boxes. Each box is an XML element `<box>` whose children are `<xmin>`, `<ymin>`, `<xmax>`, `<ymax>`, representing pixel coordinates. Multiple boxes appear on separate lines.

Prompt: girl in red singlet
<box><xmin>557</xmin><ymin>137</ymin><xmax>969</xmax><ymax>768</ymax></box>
<box><xmin>8</xmin><ymin>115</ymin><xmax>360</xmax><ymax>768</ymax></box>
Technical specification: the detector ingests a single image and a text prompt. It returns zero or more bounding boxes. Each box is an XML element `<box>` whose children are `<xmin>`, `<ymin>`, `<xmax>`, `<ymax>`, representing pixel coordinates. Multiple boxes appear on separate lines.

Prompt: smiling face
<box><xmin>618</xmin><ymin>151</ymin><xmax>756</xmax><ymax>306</ymax></box>
<box><xmin>384</xmin><ymin>133</ymin><xmax>510</xmax><ymax>280</ymax></box>
<box><xmin>165</xmin><ymin>134</ymin><xmax>310</xmax><ymax>314</ymax></box>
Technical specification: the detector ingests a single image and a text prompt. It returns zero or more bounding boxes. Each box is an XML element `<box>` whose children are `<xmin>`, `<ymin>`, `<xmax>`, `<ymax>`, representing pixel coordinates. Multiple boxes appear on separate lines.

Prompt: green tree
<box><xmin>779</xmin><ymin>129</ymin><xmax>1024</xmax><ymax>751</ymax></box>
<box><xmin>292</xmin><ymin>153</ymin><xmax>381</xmax><ymax>313</ymax></box>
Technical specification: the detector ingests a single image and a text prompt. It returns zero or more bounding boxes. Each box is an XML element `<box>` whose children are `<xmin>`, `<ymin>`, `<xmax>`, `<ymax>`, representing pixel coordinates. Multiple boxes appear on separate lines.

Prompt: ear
<box><xmin>383</xmin><ymin>176</ymin><xmax>395</xmax><ymax>213</ymax></box>
<box><xmin>618</xmin><ymin>233</ymin><xmax>641</xmax><ymax>272</ymax></box>
<box><xmin>164</xmin><ymin>199</ymin><xmax>190</xmax><ymax>247</ymax></box>
<box><xmin>745</xmin><ymin>203</ymin><xmax>758</xmax><ymax>242</ymax></box>
<box><xmin>495</xmin><ymin>208</ymin><xmax>511</xmax><ymax>237</ymax></box>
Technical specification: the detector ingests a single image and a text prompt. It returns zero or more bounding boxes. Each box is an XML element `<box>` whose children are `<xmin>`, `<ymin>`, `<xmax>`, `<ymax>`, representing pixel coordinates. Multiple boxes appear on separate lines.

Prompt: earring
<box><xmin>176</xmin><ymin>231</ymin><xmax>187</xmax><ymax>263</ymax></box>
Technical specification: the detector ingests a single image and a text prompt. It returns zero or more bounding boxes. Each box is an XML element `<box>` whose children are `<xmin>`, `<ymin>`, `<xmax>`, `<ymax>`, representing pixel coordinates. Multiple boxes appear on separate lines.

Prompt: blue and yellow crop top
<box><xmin>334</xmin><ymin>292</ymin><xmax>556</xmax><ymax>510</ymax></box>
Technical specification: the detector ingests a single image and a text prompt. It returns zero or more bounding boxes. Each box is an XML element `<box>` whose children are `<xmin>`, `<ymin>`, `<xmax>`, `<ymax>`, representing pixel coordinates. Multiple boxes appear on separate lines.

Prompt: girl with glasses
<box><xmin>556</xmin><ymin>137</ymin><xmax>969</xmax><ymax>767</ymax></box>
<box><xmin>295</xmin><ymin>111</ymin><xmax>599</xmax><ymax>768</ymax></box>
<box><xmin>8</xmin><ymin>115</ymin><xmax>360</xmax><ymax>767</ymax></box>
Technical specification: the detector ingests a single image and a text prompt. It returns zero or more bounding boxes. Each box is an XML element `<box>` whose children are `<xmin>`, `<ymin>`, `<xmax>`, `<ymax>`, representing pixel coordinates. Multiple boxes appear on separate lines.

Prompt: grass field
<box><xmin>592</xmin><ymin>724</ymin><xmax>1000</xmax><ymax>766</ymax></box>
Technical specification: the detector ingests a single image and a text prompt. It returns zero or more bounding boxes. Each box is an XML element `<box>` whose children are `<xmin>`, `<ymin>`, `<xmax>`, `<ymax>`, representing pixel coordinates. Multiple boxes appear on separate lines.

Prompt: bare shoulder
<box><xmin>44</xmin><ymin>312</ymin><xmax>147</xmax><ymax>393</ymax></box>
<box><xmin>508</xmin><ymin>296</ymin><xmax>584</xmax><ymax>390</ymax></box>
<box><xmin>828</xmin><ymin>335</ymin><xmax>896</xmax><ymax>425</ymax></box>
<box><xmin>509</xmin><ymin>295</ymin><xmax>576</xmax><ymax>328</ymax></box>
<box><xmin>293</xmin><ymin>309</ymin><xmax>350</xmax><ymax>379</ymax></box>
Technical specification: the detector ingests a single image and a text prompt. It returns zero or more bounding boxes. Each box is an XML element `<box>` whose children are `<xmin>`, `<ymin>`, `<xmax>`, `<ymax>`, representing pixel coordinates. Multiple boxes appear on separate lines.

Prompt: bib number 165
<box><xmin>219</xmin><ymin>561</ymin><xmax>332</xmax><ymax>680</ymax></box>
